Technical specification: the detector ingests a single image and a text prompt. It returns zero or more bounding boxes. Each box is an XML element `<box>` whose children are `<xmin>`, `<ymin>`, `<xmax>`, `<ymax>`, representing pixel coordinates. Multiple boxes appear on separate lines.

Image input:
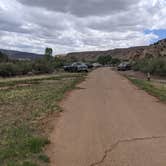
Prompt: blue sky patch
<box><xmin>144</xmin><ymin>29</ymin><xmax>166</xmax><ymax>43</ymax></box>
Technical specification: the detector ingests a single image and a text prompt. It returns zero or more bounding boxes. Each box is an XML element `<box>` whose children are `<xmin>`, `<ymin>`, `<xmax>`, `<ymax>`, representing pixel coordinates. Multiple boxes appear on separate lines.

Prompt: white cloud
<box><xmin>0</xmin><ymin>0</ymin><xmax>165</xmax><ymax>54</ymax></box>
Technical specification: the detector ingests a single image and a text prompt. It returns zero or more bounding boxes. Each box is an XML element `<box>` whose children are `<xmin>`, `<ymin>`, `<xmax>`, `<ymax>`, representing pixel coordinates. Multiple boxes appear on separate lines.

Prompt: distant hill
<box><xmin>65</xmin><ymin>38</ymin><xmax>166</xmax><ymax>61</ymax></box>
<box><xmin>65</xmin><ymin>46</ymin><xmax>147</xmax><ymax>62</ymax></box>
<box><xmin>1</xmin><ymin>38</ymin><xmax>166</xmax><ymax>62</ymax></box>
<box><xmin>138</xmin><ymin>38</ymin><xmax>166</xmax><ymax>59</ymax></box>
<box><xmin>0</xmin><ymin>49</ymin><xmax>43</xmax><ymax>60</ymax></box>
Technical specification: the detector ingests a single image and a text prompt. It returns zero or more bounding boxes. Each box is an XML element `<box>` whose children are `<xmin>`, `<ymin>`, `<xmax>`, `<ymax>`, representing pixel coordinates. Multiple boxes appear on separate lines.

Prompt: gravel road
<box><xmin>47</xmin><ymin>68</ymin><xmax>166</xmax><ymax>166</ymax></box>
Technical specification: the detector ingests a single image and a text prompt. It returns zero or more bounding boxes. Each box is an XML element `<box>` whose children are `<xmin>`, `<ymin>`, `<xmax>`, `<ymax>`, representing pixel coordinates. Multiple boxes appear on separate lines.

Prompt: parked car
<box><xmin>85</xmin><ymin>63</ymin><xmax>93</xmax><ymax>69</ymax></box>
<box><xmin>64</xmin><ymin>62</ymin><xmax>88</xmax><ymax>72</ymax></box>
<box><xmin>92</xmin><ymin>63</ymin><xmax>102</xmax><ymax>68</ymax></box>
<box><xmin>117</xmin><ymin>62</ymin><xmax>131</xmax><ymax>71</ymax></box>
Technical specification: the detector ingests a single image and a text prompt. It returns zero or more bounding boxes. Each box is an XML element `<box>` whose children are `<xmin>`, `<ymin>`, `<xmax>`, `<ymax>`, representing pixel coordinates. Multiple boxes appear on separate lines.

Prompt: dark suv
<box><xmin>64</xmin><ymin>62</ymin><xmax>88</xmax><ymax>72</ymax></box>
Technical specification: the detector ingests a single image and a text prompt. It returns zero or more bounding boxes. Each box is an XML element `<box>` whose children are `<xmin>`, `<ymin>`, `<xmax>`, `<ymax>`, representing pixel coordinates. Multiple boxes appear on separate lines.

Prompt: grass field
<box><xmin>128</xmin><ymin>77</ymin><xmax>166</xmax><ymax>102</ymax></box>
<box><xmin>0</xmin><ymin>72</ymin><xmax>86</xmax><ymax>166</ymax></box>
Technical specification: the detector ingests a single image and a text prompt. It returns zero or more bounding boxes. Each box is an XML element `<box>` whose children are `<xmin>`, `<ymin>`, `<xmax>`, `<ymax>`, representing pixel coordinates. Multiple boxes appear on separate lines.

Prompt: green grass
<box><xmin>22</xmin><ymin>161</ymin><xmax>38</xmax><ymax>166</ymax></box>
<box><xmin>0</xmin><ymin>73</ymin><xmax>84</xmax><ymax>88</ymax></box>
<box><xmin>0</xmin><ymin>72</ymin><xmax>86</xmax><ymax>166</ymax></box>
<box><xmin>28</xmin><ymin>137</ymin><xmax>50</xmax><ymax>154</ymax></box>
<box><xmin>38</xmin><ymin>155</ymin><xmax>50</xmax><ymax>163</ymax></box>
<box><xmin>128</xmin><ymin>77</ymin><xmax>166</xmax><ymax>102</ymax></box>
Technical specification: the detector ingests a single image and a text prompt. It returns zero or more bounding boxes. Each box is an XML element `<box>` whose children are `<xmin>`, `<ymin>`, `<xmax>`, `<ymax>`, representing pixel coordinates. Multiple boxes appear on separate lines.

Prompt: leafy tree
<box><xmin>0</xmin><ymin>51</ymin><xmax>8</xmax><ymax>62</ymax></box>
<box><xmin>132</xmin><ymin>57</ymin><xmax>166</xmax><ymax>76</ymax></box>
<box><xmin>97</xmin><ymin>55</ymin><xmax>112</xmax><ymax>65</ymax></box>
<box><xmin>44</xmin><ymin>48</ymin><xmax>53</xmax><ymax>61</ymax></box>
<box><xmin>32</xmin><ymin>59</ymin><xmax>54</xmax><ymax>74</ymax></box>
<box><xmin>0</xmin><ymin>63</ymin><xmax>19</xmax><ymax>77</ymax></box>
<box><xmin>54</xmin><ymin>57</ymin><xmax>66</xmax><ymax>69</ymax></box>
<box><xmin>111</xmin><ymin>58</ymin><xmax>121</xmax><ymax>65</ymax></box>
<box><xmin>0</xmin><ymin>49</ymin><xmax>69</xmax><ymax>77</ymax></box>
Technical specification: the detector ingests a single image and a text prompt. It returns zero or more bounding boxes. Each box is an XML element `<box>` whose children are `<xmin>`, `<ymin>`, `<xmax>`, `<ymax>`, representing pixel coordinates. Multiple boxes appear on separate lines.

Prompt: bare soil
<box><xmin>47</xmin><ymin>68</ymin><xmax>166</xmax><ymax>166</ymax></box>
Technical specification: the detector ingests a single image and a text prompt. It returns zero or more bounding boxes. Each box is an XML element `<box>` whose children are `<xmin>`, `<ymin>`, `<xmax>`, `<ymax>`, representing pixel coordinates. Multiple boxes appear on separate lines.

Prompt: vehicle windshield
<box><xmin>72</xmin><ymin>62</ymin><xmax>83</xmax><ymax>66</ymax></box>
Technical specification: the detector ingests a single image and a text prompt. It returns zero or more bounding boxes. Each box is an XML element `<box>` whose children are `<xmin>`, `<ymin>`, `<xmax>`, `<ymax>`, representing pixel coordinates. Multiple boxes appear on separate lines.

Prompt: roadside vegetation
<box><xmin>132</xmin><ymin>57</ymin><xmax>166</xmax><ymax>76</ymax></box>
<box><xmin>0</xmin><ymin>72</ymin><xmax>86</xmax><ymax>166</ymax></box>
<box><xmin>97</xmin><ymin>55</ymin><xmax>120</xmax><ymax>65</ymax></box>
<box><xmin>128</xmin><ymin>77</ymin><xmax>166</xmax><ymax>102</ymax></box>
<box><xmin>0</xmin><ymin>48</ymin><xmax>66</xmax><ymax>77</ymax></box>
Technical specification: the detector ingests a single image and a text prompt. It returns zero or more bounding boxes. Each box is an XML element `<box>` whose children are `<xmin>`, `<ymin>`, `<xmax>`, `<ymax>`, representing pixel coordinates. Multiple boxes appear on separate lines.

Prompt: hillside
<box><xmin>66</xmin><ymin>46</ymin><xmax>147</xmax><ymax>62</ymax></box>
<box><xmin>65</xmin><ymin>38</ymin><xmax>166</xmax><ymax>61</ymax></box>
<box><xmin>140</xmin><ymin>39</ymin><xmax>166</xmax><ymax>59</ymax></box>
<box><xmin>1</xmin><ymin>38</ymin><xmax>166</xmax><ymax>62</ymax></box>
<box><xmin>0</xmin><ymin>49</ymin><xmax>43</xmax><ymax>60</ymax></box>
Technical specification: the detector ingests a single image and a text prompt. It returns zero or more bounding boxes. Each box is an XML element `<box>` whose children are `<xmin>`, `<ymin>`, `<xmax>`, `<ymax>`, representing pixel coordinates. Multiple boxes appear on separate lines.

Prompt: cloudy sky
<box><xmin>0</xmin><ymin>0</ymin><xmax>166</xmax><ymax>54</ymax></box>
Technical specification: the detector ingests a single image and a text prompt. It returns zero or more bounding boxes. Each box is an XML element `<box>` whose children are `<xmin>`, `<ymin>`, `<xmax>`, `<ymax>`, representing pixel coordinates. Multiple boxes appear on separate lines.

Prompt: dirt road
<box><xmin>47</xmin><ymin>68</ymin><xmax>166</xmax><ymax>166</ymax></box>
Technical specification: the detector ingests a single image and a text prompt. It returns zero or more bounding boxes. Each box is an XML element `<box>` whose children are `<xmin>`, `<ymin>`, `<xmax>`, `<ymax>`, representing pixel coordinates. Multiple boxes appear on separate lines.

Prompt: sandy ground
<box><xmin>47</xmin><ymin>68</ymin><xmax>166</xmax><ymax>166</ymax></box>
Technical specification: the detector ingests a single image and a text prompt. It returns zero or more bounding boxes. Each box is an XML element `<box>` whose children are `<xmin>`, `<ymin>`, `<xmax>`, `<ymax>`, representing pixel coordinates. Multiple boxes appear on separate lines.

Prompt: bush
<box><xmin>53</xmin><ymin>57</ymin><xmax>66</xmax><ymax>69</ymax></box>
<box><xmin>0</xmin><ymin>51</ymin><xmax>8</xmax><ymax>62</ymax></box>
<box><xmin>32</xmin><ymin>59</ymin><xmax>54</xmax><ymax>74</ymax></box>
<box><xmin>0</xmin><ymin>62</ymin><xmax>33</xmax><ymax>77</ymax></box>
<box><xmin>132</xmin><ymin>57</ymin><xmax>166</xmax><ymax>76</ymax></box>
<box><xmin>22</xmin><ymin>161</ymin><xmax>38</xmax><ymax>166</ymax></box>
<box><xmin>27</xmin><ymin>137</ymin><xmax>50</xmax><ymax>153</ymax></box>
<box><xmin>38</xmin><ymin>154</ymin><xmax>50</xmax><ymax>163</ymax></box>
<box><xmin>0</xmin><ymin>55</ymin><xmax>65</xmax><ymax>77</ymax></box>
<box><xmin>111</xmin><ymin>58</ymin><xmax>121</xmax><ymax>65</ymax></box>
<box><xmin>18</xmin><ymin>62</ymin><xmax>33</xmax><ymax>75</ymax></box>
<box><xmin>0</xmin><ymin>63</ymin><xmax>18</xmax><ymax>77</ymax></box>
<box><xmin>154</xmin><ymin>59</ymin><xmax>166</xmax><ymax>76</ymax></box>
<box><xmin>97</xmin><ymin>55</ymin><xmax>112</xmax><ymax>65</ymax></box>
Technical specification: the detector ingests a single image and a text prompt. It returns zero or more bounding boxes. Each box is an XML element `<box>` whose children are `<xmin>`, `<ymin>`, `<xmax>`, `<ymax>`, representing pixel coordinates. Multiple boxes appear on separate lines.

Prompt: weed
<box><xmin>128</xmin><ymin>77</ymin><xmax>166</xmax><ymax>102</ymax></box>
<box><xmin>0</xmin><ymin>73</ymin><xmax>86</xmax><ymax>165</ymax></box>
<box><xmin>38</xmin><ymin>154</ymin><xmax>50</xmax><ymax>163</ymax></box>
<box><xmin>22</xmin><ymin>161</ymin><xmax>38</xmax><ymax>166</ymax></box>
<box><xmin>28</xmin><ymin>137</ymin><xmax>50</xmax><ymax>153</ymax></box>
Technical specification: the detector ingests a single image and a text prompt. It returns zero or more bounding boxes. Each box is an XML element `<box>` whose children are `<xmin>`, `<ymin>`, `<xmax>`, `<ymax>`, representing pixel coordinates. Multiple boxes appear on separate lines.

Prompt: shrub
<box><xmin>38</xmin><ymin>154</ymin><xmax>50</xmax><ymax>163</ymax></box>
<box><xmin>111</xmin><ymin>58</ymin><xmax>121</xmax><ymax>65</ymax></box>
<box><xmin>0</xmin><ymin>54</ymin><xmax>64</xmax><ymax>77</ymax></box>
<box><xmin>18</xmin><ymin>62</ymin><xmax>33</xmax><ymax>75</ymax></box>
<box><xmin>32</xmin><ymin>59</ymin><xmax>54</xmax><ymax>74</ymax></box>
<box><xmin>27</xmin><ymin>137</ymin><xmax>50</xmax><ymax>153</ymax></box>
<box><xmin>0</xmin><ymin>62</ymin><xmax>33</xmax><ymax>77</ymax></box>
<box><xmin>97</xmin><ymin>55</ymin><xmax>112</xmax><ymax>65</ymax></box>
<box><xmin>53</xmin><ymin>57</ymin><xmax>66</xmax><ymax>69</ymax></box>
<box><xmin>0</xmin><ymin>63</ymin><xmax>17</xmax><ymax>77</ymax></box>
<box><xmin>132</xmin><ymin>57</ymin><xmax>166</xmax><ymax>76</ymax></box>
<box><xmin>22</xmin><ymin>161</ymin><xmax>38</xmax><ymax>166</ymax></box>
<box><xmin>0</xmin><ymin>51</ymin><xmax>8</xmax><ymax>62</ymax></box>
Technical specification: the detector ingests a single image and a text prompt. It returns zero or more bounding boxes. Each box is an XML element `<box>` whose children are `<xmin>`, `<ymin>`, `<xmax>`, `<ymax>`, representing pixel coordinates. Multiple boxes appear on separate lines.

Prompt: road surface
<box><xmin>47</xmin><ymin>68</ymin><xmax>166</xmax><ymax>166</ymax></box>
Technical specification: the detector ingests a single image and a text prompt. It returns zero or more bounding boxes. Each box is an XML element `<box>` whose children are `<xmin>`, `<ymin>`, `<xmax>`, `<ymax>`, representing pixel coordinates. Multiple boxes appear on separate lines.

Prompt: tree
<box><xmin>132</xmin><ymin>57</ymin><xmax>166</xmax><ymax>76</ymax></box>
<box><xmin>111</xmin><ymin>58</ymin><xmax>121</xmax><ymax>65</ymax></box>
<box><xmin>0</xmin><ymin>51</ymin><xmax>8</xmax><ymax>62</ymax></box>
<box><xmin>44</xmin><ymin>48</ymin><xmax>53</xmax><ymax>61</ymax></box>
<box><xmin>33</xmin><ymin>58</ymin><xmax>54</xmax><ymax>74</ymax></box>
<box><xmin>54</xmin><ymin>57</ymin><xmax>66</xmax><ymax>69</ymax></box>
<box><xmin>97</xmin><ymin>55</ymin><xmax>112</xmax><ymax>65</ymax></box>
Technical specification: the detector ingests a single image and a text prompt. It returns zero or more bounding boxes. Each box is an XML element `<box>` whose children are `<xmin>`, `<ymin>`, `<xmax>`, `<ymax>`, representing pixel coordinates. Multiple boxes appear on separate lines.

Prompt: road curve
<box><xmin>47</xmin><ymin>68</ymin><xmax>166</xmax><ymax>166</ymax></box>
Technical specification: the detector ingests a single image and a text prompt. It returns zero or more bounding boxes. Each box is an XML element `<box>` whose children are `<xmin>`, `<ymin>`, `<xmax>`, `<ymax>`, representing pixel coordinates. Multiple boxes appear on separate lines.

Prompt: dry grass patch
<box><xmin>0</xmin><ymin>73</ymin><xmax>86</xmax><ymax>166</ymax></box>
